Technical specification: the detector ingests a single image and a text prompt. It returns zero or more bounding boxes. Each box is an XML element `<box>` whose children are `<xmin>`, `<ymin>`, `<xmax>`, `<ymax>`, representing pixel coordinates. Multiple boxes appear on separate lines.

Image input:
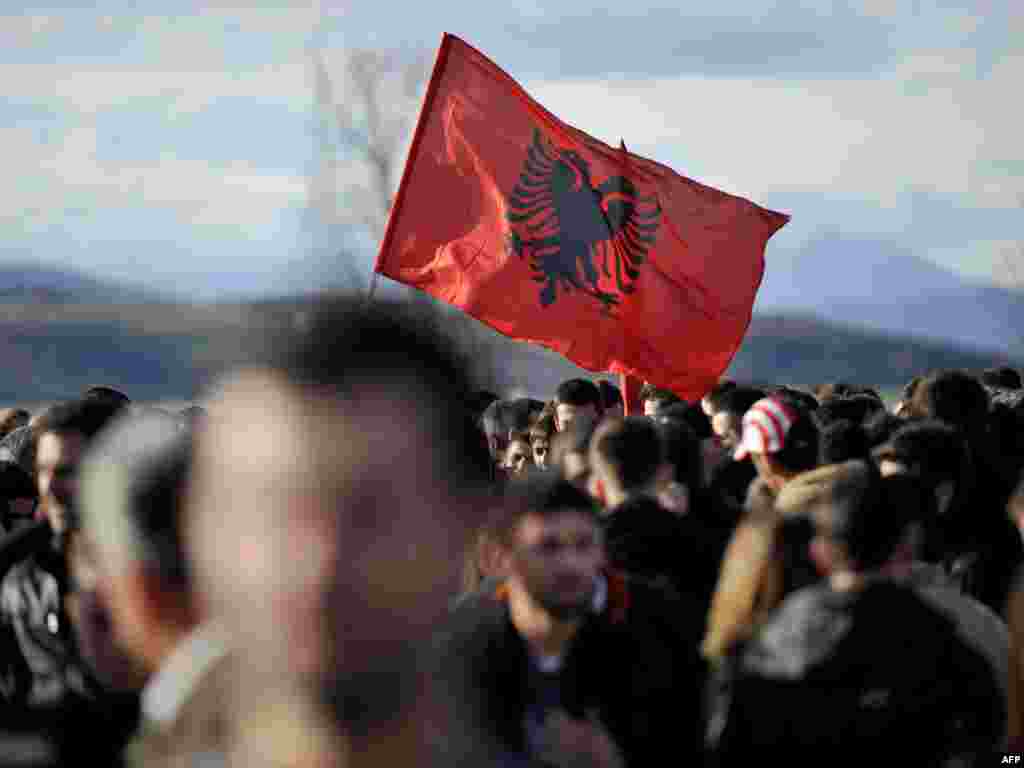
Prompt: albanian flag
<box><xmin>375</xmin><ymin>34</ymin><xmax>789</xmax><ymax>401</ymax></box>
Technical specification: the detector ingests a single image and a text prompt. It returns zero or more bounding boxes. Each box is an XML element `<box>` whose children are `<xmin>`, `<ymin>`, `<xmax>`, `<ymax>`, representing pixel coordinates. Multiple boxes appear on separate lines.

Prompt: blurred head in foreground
<box><xmin>187</xmin><ymin>297</ymin><xmax>490</xmax><ymax>759</ymax></box>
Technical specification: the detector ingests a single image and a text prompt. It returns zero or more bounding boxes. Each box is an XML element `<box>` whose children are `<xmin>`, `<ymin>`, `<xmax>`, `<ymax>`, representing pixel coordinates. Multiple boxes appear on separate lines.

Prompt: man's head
<box><xmin>528</xmin><ymin>403</ymin><xmax>556</xmax><ymax>470</ymax></box>
<box><xmin>33</xmin><ymin>398</ymin><xmax>122</xmax><ymax>536</ymax></box>
<box><xmin>907</xmin><ymin>370</ymin><xmax>989</xmax><ymax>441</ymax></box>
<box><xmin>82</xmin><ymin>386</ymin><xmax>132</xmax><ymax>410</ymax></box>
<box><xmin>710</xmin><ymin>386</ymin><xmax>766</xmax><ymax>455</ymax></box>
<box><xmin>872</xmin><ymin>420</ymin><xmax>967</xmax><ymax>518</ymax></box>
<box><xmin>733</xmin><ymin>396</ymin><xmax>819</xmax><ymax>490</ymax></box>
<box><xmin>494</xmin><ymin>473</ymin><xmax>603</xmax><ymax>622</ymax></box>
<box><xmin>78</xmin><ymin>409</ymin><xmax>192</xmax><ymax>683</ymax></box>
<box><xmin>188</xmin><ymin>298</ymin><xmax>489</xmax><ymax>730</ymax></box>
<box><xmin>702</xmin><ymin>380</ymin><xmax>737</xmax><ymax>418</ymax></box>
<box><xmin>588</xmin><ymin>416</ymin><xmax>664</xmax><ymax>509</ymax></box>
<box><xmin>502</xmin><ymin>431</ymin><xmax>533</xmax><ymax>476</ymax></box>
<box><xmin>638</xmin><ymin>383</ymin><xmax>681</xmax><ymax>419</ymax></box>
<box><xmin>482</xmin><ymin>398</ymin><xmax>541</xmax><ymax>462</ymax></box>
<box><xmin>778</xmin><ymin>461</ymin><xmax>910</xmax><ymax>576</ymax></box>
<box><xmin>554</xmin><ymin>379</ymin><xmax>603</xmax><ymax>432</ymax></box>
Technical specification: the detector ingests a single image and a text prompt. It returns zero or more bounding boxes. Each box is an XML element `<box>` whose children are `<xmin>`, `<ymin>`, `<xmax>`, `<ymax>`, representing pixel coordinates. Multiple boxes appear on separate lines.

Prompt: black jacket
<box><xmin>435</xmin><ymin>571</ymin><xmax>708</xmax><ymax>767</ymax></box>
<box><xmin>710</xmin><ymin>580</ymin><xmax>1004</xmax><ymax>764</ymax></box>
<box><xmin>602</xmin><ymin>496</ymin><xmax>727</xmax><ymax>633</ymax></box>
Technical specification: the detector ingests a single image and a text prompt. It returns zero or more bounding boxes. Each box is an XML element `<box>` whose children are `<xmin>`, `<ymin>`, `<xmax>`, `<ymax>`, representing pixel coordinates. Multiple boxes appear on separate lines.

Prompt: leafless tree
<box><xmin>307</xmin><ymin>40</ymin><xmax>428</xmax><ymax>296</ymax></box>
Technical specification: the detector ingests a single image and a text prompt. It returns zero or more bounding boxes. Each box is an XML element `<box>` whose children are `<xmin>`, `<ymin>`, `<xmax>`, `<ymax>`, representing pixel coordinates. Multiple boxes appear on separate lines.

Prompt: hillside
<box><xmin>0</xmin><ymin>299</ymin><xmax>1017</xmax><ymax>405</ymax></box>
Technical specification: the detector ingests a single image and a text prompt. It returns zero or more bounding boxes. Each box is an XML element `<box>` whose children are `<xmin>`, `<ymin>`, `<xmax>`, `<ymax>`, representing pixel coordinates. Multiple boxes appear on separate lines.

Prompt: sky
<box><xmin>3</xmin><ymin>1</ymin><xmax>1022</xmax><ymax>300</ymax></box>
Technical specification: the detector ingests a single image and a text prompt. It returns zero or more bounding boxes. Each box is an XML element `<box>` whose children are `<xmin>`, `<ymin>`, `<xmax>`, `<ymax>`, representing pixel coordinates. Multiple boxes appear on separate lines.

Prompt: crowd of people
<box><xmin>0</xmin><ymin>295</ymin><xmax>1022</xmax><ymax>766</ymax></box>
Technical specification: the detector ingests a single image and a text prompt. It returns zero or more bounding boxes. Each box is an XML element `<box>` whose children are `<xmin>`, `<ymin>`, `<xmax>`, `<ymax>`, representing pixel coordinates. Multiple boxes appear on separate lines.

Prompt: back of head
<box><xmin>783</xmin><ymin>460</ymin><xmax>906</xmax><ymax>571</ymax></box>
<box><xmin>819</xmin><ymin>419</ymin><xmax>870</xmax><ymax>465</ymax></box>
<box><xmin>909</xmin><ymin>370</ymin><xmax>989</xmax><ymax>439</ymax></box>
<box><xmin>816</xmin><ymin>395</ymin><xmax>884</xmax><ymax>428</ymax></box>
<box><xmin>589</xmin><ymin>416</ymin><xmax>663</xmax><ymax>493</ymax></box>
<box><xmin>656</xmin><ymin>401</ymin><xmax>712</xmax><ymax>440</ymax></box>
<box><xmin>82</xmin><ymin>386</ymin><xmax>132</xmax><ymax>411</ymax></box>
<box><xmin>873</xmin><ymin>420</ymin><xmax>966</xmax><ymax>486</ymax></box>
<box><xmin>982</xmin><ymin>367</ymin><xmax>1022</xmax><ymax>391</ymax></box>
<box><xmin>555</xmin><ymin>378</ymin><xmax>602</xmax><ymax>410</ymax></box>
<box><xmin>35</xmin><ymin>397</ymin><xmax>124</xmax><ymax>444</ymax></box>
<box><xmin>80</xmin><ymin>409</ymin><xmax>192</xmax><ymax>590</ymax></box>
<box><xmin>655</xmin><ymin>419</ymin><xmax>702</xmax><ymax>494</ymax></box>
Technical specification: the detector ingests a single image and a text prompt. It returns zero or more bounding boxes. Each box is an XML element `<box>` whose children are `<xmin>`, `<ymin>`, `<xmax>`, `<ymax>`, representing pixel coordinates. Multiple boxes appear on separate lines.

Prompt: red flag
<box><xmin>376</xmin><ymin>34</ymin><xmax>789</xmax><ymax>401</ymax></box>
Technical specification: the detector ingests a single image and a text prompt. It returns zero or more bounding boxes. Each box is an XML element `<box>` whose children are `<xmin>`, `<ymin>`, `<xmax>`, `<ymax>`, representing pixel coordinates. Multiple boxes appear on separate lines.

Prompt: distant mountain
<box><xmin>0</xmin><ymin>262</ymin><xmax>173</xmax><ymax>304</ymax></box>
<box><xmin>0</xmin><ymin>298</ymin><xmax>1016</xmax><ymax>405</ymax></box>
<box><xmin>757</xmin><ymin>234</ymin><xmax>1024</xmax><ymax>356</ymax></box>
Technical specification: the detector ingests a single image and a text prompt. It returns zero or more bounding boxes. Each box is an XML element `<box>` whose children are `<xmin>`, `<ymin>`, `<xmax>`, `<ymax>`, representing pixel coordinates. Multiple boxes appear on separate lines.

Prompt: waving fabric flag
<box><xmin>375</xmin><ymin>33</ymin><xmax>789</xmax><ymax>400</ymax></box>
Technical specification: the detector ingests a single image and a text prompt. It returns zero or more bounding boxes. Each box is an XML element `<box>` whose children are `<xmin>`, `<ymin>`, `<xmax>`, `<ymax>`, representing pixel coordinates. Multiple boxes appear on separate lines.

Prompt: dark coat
<box><xmin>710</xmin><ymin>580</ymin><xmax>1004</xmax><ymax>764</ymax></box>
<box><xmin>435</xmin><ymin>571</ymin><xmax>708</xmax><ymax>767</ymax></box>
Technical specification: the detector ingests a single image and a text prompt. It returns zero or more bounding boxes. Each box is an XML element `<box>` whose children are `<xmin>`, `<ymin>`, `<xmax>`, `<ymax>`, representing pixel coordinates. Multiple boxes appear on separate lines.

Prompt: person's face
<box><xmin>555</xmin><ymin>403</ymin><xmax>596</xmax><ymax>432</ymax></box>
<box><xmin>712</xmin><ymin>411</ymin><xmax>742</xmax><ymax>453</ymax></box>
<box><xmin>36</xmin><ymin>431</ymin><xmax>86</xmax><ymax>535</ymax></box>
<box><xmin>189</xmin><ymin>372</ymin><xmax>339</xmax><ymax>685</ymax></box>
<box><xmin>532</xmin><ymin>438</ymin><xmax>550</xmax><ymax>470</ymax></box>
<box><xmin>503</xmin><ymin>440</ymin><xmax>532</xmax><ymax>476</ymax></box>
<box><xmin>509</xmin><ymin>512</ymin><xmax>603</xmax><ymax>621</ymax></box>
<box><xmin>561</xmin><ymin>451</ymin><xmax>589</xmax><ymax>489</ymax></box>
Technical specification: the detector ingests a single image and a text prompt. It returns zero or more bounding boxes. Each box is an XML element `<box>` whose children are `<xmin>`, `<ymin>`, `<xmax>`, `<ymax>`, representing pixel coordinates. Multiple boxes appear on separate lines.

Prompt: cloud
<box><xmin>522</xmin><ymin>49</ymin><xmax>1023</xmax><ymax>212</ymax></box>
<box><xmin>2</xmin><ymin>120</ymin><xmax>308</xmax><ymax>234</ymax></box>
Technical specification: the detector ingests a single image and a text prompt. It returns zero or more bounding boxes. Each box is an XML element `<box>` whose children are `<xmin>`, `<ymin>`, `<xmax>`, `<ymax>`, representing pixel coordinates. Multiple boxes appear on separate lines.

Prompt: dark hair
<box><xmin>873</xmin><ymin>420</ymin><xmax>966</xmax><ymax>486</ymax></box>
<box><xmin>127</xmin><ymin>430</ymin><xmax>192</xmax><ymax>589</ymax></box>
<box><xmin>591</xmin><ymin>417</ymin><xmax>663</xmax><ymax>492</ymax></box>
<box><xmin>597</xmin><ymin>380</ymin><xmax>622</xmax><ymax>409</ymax></box>
<box><xmin>716</xmin><ymin>386</ymin><xmax>767</xmax><ymax>418</ymax></box>
<box><xmin>494</xmin><ymin>472</ymin><xmax>598</xmax><ymax>544</ymax></box>
<box><xmin>772</xmin><ymin>398</ymin><xmax>820</xmax><ymax>474</ymax></box>
<box><xmin>270</xmin><ymin>298</ymin><xmax>490</xmax><ymax>495</ymax></box>
<box><xmin>82</xmin><ymin>386</ymin><xmax>132</xmax><ymax>408</ymax></box>
<box><xmin>815</xmin><ymin>395</ymin><xmax>885</xmax><ymax>428</ymax></box>
<box><xmin>819</xmin><ymin>420</ymin><xmax>870</xmax><ymax>465</ymax></box>
<box><xmin>909</xmin><ymin>370</ymin><xmax>989</xmax><ymax>439</ymax></box>
<box><xmin>638</xmin><ymin>383</ymin><xmax>681</xmax><ymax>408</ymax></box>
<box><xmin>35</xmin><ymin>398</ymin><xmax>122</xmax><ymax>442</ymax></box>
<box><xmin>655</xmin><ymin>401</ymin><xmax>712</xmax><ymax>440</ymax></box>
<box><xmin>704</xmin><ymin>380</ymin><xmax>737</xmax><ymax>411</ymax></box>
<box><xmin>655</xmin><ymin>419</ymin><xmax>702</xmax><ymax>493</ymax></box>
<box><xmin>555</xmin><ymin>379</ymin><xmax>603</xmax><ymax>410</ymax></box>
<box><xmin>773</xmin><ymin>386</ymin><xmax>819</xmax><ymax>413</ymax></box>
<box><xmin>982</xmin><ymin>367</ymin><xmax>1022</xmax><ymax>391</ymax></box>
<box><xmin>812</xmin><ymin>461</ymin><xmax>908</xmax><ymax>571</ymax></box>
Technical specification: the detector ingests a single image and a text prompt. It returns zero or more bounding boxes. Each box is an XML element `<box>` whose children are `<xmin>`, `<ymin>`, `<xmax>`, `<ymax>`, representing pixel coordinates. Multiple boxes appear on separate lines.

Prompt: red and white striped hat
<box><xmin>733</xmin><ymin>396</ymin><xmax>799</xmax><ymax>461</ymax></box>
